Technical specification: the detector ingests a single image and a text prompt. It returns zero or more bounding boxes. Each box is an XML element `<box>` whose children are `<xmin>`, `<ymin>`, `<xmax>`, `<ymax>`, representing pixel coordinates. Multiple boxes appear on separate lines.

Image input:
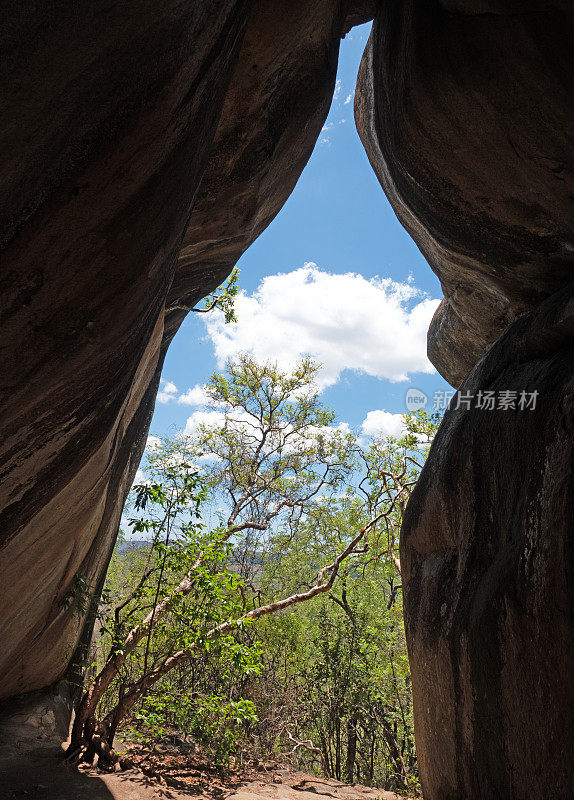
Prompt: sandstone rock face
<box><xmin>1</xmin><ymin>2</ymin><xmax>573</xmax><ymax>798</ymax></box>
<box><xmin>165</xmin><ymin>0</ymin><xmax>377</xmax><ymax>343</ymax></box>
<box><xmin>400</xmin><ymin>283</ymin><xmax>574</xmax><ymax>799</ymax></box>
<box><xmin>0</xmin><ymin>0</ymin><xmax>249</xmax><ymax>701</ymax></box>
<box><xmin>357</xmin><ymin>4</ymin><xmax>574</xmax><ymax>795</ymax></box>
<box><xmin>355</xmin><ymin>0</ymin><xmax>574</xmax><ymax>386</ymax></box>
<box><xmin>0</xmin><ymin>0</ymin><xmax>374</xmax><ymax>702</ymax></box>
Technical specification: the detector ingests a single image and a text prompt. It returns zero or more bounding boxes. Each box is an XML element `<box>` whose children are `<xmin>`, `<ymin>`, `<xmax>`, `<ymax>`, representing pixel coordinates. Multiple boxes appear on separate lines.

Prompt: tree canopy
<box><xmin>67</xmin><ymin>355</ymin><xmax>439</xmax><ymax>795</ymax></box>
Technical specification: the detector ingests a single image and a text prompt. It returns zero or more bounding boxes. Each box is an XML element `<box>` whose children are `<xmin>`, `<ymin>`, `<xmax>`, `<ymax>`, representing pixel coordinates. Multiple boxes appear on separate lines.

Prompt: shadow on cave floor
<box><xmin>0</xmin><ymin>744</ymin><xmax>190</xmax><ymax>800</ymax></box>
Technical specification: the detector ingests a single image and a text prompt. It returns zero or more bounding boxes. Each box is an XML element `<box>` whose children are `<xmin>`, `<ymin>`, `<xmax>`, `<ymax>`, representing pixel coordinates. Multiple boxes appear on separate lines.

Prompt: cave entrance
<box><xmin>147</xmin><ymin>21</ymin><xmax>449</xmax><ymax>456</ymax></box>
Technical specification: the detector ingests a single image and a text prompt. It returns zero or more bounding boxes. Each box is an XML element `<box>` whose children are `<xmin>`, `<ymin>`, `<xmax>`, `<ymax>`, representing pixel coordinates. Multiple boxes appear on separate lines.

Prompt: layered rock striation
<box><xmin>401</xmin><ymin>282</ymin><xmax>574</xmax><ymax>798</ymax></box>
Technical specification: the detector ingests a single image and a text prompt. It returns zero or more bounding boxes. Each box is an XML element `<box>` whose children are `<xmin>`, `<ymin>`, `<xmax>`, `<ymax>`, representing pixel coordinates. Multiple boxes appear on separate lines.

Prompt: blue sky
<box><xmin>150</xmin><ymin>23</ymin><xmax>450</xmax><ymax>445</ymax></box>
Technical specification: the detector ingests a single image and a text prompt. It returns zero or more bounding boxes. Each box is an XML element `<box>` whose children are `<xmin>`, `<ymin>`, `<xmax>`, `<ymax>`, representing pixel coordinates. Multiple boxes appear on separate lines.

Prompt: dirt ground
<box><xmin>0</xmin><ymin>693</ymin><xmax>407</xmax><ymax>800</ymax></box>
<box><xmin>1</xmin><ymin>743</ymin><xmax>406</xmax><ymax>800</ymax></box>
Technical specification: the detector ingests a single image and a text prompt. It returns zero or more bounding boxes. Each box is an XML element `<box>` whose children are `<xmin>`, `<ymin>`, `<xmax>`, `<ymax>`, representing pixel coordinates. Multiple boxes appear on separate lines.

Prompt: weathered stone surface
<box><xmin>400</xmin><ymin>282</ymin><xmax>574</xmax><ymax>799</ymax></box>
<box><xmin>165</xmin><ymin>0</ymin><xmax>377</xmax><ymax>342</ymax></box>
<box><xmin>226</xmin><ymin>776</ymin><xmax>402</xmax><ymax>800</ymax></box>
<box><xmin>355</xmin><ymin>0</ymin><xmax>574</xmax><ymax>386</ymax></box>
<box><xmin>0</xmin><ymin>0</ymin><xmax>249</xmax><ymax>701</ymax></box>
<box><xmin>1</xmin><ymin>2</ymin><xmax>573</xmax><ymax>797</ymax></box>
<box><xmin>0</xmin><ymin>725</ymin><xmax>406</xmax><ymax>800</ymax></box>
<box><xmin>0</xmin><ymin>0</ymin><xmax>375</xmax><ymax>704</ymax></box>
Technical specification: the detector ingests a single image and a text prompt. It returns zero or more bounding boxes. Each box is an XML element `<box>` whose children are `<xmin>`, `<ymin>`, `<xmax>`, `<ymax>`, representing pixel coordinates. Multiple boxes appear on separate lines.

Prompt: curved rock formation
<box><xmin>0</xmin><ymin>0</ymin><xmax>249</xmax><ymax>702</ymax></box>
<box><xmin>400</xmin><ymin>282</ymin><xmax>574</xmax><ymax>799</ymax></box>
<box><xmin>0</xmin><ymin>0</ymin><xmax>374</xmax><ymax>702</ymax></box>
<box><xmin>356</xmin><ymin>3</ymin><xmax>573</xmax><ymax>794</ymax></box>
<box><xmin>355</xmin><ymin>0</ymin><xmax>574</xmax><ymax>386</ymax></box>
<box><xmin>1</xmin><ymin>1</ymin><xmax>573</xmax><ymax>797</ymax></box>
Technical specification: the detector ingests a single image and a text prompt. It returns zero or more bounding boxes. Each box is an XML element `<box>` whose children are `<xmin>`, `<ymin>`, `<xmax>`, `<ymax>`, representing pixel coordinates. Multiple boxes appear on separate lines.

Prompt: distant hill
<box><xmin>116</xmin><ymin>540</ymin><xmax>150</xmax><ymax>554</ymax></box>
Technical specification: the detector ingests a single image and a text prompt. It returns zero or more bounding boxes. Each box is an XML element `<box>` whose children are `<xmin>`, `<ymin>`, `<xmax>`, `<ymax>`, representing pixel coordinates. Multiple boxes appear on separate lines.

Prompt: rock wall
<box><xmin>400</xmin><ymin>283</ymin><xmax>574</xmax><ymax>799</ymax></box>
<box><xmin>355</xmin><ymin>0</ymin><xmax>574</xmax><ymax>386</ymax></box>
<box><xmin>0</xmin><ymin>0</ymin><xmax>249</xmax><ymax>701</ymax></box>
<box><xmin>0</xmin><ymin>0</ymin><xmax>373</xmax><ymax>702</ymax></box>
<box><xmin>355</xmin><ymin>0</ymin><xmax>574</xmax><ymax>800</ymax></box>
<box><xmin>356</xmin><ymin>2</ymin><xmax>573</xmax><ymax>795</ymax></box>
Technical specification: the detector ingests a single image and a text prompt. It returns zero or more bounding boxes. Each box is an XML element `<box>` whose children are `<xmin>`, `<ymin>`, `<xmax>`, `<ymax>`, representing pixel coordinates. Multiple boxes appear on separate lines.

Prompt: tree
<box><xmin>67</xmin><ymin>356</ymin><xmax>390</xmax><ymax>768</ymax></box>
<box><xmin>166</xmin><ymin>266</ymin><xmax>240</xmax><ymax>323</ymax></box>
<box><xmin>249</xmin><ymin>411</ymin><xmax>438</xmax><ymax>792</ymax></box>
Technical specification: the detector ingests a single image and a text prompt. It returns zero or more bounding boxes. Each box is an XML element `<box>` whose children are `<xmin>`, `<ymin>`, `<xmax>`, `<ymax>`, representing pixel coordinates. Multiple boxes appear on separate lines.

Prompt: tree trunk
<box><xmin>335</xmin><ymin>715</ymin><xmax>341</xmax><ymax>780</ymax></box>
<box><xmin>378</xmin><ymin>709</ymin><xmax>409</xmax><ymax>789</ymax></box>
<box><xmin>344</xmin><ymin>712</ymin><xmax>358</xmax><ymax>783</ymax></box>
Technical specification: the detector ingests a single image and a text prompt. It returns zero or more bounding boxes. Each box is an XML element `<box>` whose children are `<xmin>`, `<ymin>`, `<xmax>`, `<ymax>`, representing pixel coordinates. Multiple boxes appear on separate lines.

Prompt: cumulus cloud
<box><xmin>178</xmin><ymin>384</ymin><xmax>212</xmax><ymax>406</ymax></box>
<box><xmin>361</xmin><ymin>409</ymin><xmax>406</xmax><ymax>440</ymax></box>
<box><xmin>203</xmin><ymin>264</ymin><xmax>438</xmax><ymax>390</ymax></box>
<box><xmin>146</xmin><ymin>435</ymin><xmax>162</xmax><ymax>452</ymax></box>
<box><xmin>344</xmin><ymin>93</ymin><xmax>353</xmax><ymax>105</ymax></box>
<box><xmin>183</xmin><ymin>409</ymin><xmax>227</xmax><ymax>438</ymax></box>
<box><xmin>132</xmin><ymin>467</ymin><xmax>151</xmax><ymax>487</ymax></box>
<box><xmin>157</xmin><ymin>380</ymin><xmax>178</xmax><ymax>404</ymax></box>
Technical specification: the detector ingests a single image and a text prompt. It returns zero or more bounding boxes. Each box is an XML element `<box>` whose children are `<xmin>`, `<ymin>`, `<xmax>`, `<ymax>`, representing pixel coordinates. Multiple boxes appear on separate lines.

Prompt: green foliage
<box><xmin>59</xmin><ymin>573</ymin><xmax>92</xmax><ymax>617</ymax></box>
<box><xmin>254</xmin><ymin>564</ymin><xmax>415</xmax><ymax>790</ymax></box>
<box><xmin>190</xmin><ymin>696</ymin><xmax>258</xmax><ymax>765</ymax></box>
<box><xmin>194</xmin><ymin>354</ymin><xmax>355</xmax><ymax>509</ymax></box>
<box><xmin>89</xmin><ymin>357</ymin><xmax>439</xmax><ymax>789</ymax></box>
<box><xmin>128</xmin><ymin>692</ymin><xmax>257</xmax><ymax>766</ymax></box>
<box><xmin>93</xmin><ymin>461</ymin><xmax>262</xmax><ymax>759</ymax></box>
<box><xmin>197</xmin><ymin>266</ymin><xmax>240</xmax><ymax>323</ymax></box>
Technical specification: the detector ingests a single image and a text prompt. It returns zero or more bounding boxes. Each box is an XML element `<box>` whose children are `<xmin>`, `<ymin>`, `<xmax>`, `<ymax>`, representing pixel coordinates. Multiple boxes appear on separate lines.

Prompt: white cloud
<box><xmin>333</xmin><ymin>78</ymin><xmax>342</xmax><ymax>101</ymax></box>
<box><xmin>182</xmin><ymin>409</ymin><xmax>350</xmax><ymax>465</ymax></box>
<box><xmin>146</xmin><ymin>435</ymin><xmax>161</xmax><ymax>452</ymax></box>
<box><xmin>361</xmin><ymin>410</ymin><xmax>406</xmax><ymax>440</ymax></box>
<box><xmin>177</xmin><ymin>384</ymin><xmax>212</xmax><ymax>407</ymax></box>
<box><xmin>157</xmin><ymin>379</ymin><xmax>178</xmax><ymax>403</ymax></box>
<box><xmin>320</xmin><ymin>121</ymin><xmax>335</xmax><ymax>145</ymax></box>
<box><xmin>319</xmin><ymin>117</ymin><xmax>347</xmax><ymax>145</ymax></box>
<box><xmin>344</xmin><ymin>93</ymin><xmax>353</xmax><ymax>105</ymax></box>
<box><xmin>203</xmin><ymin>264</ymin><xmax>438</xmax><ymax>390</ymax></box>
<box><xmin>183</xmin><ymin>407</ymin><xmax>260</xmax><ymax>441</ymax></box>
<box><xmin>183</xmin><ymin>409</ymin><xmax>227</xmax><ymax>438</ymax></box>
<box><xmin>132</xmin><ymin>468</ymin><xmax>150</xmax><ymax>486</ymax></box>
<box><xmin>183</xmin><ymin>409</ymin><xmax>247</xmax><ymax>463</ymax></box>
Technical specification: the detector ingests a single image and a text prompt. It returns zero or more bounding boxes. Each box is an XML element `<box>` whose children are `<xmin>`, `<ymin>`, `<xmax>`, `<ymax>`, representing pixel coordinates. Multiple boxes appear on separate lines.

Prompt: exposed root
<box><xmin>63</xmin><ymin>744</ymin><xmax>88</xmax><ymax>766</ymax></box>
<box><xmin>66</xmin><ymin>729</ymin><xmax>133</xmax><ymax>772</ymax></box>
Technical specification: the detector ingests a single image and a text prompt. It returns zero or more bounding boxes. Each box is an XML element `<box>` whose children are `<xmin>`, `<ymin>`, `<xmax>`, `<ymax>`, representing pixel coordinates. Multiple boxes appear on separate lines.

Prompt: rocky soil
<box><xmin>1</xmin><ymin>748</ymin><xmax>407</xmax><ymax>800</ymax></box>
<box><xmin>0</xmin><ymin>701</ymin><xmax>408</xmax><ymax>800</ymax></box>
